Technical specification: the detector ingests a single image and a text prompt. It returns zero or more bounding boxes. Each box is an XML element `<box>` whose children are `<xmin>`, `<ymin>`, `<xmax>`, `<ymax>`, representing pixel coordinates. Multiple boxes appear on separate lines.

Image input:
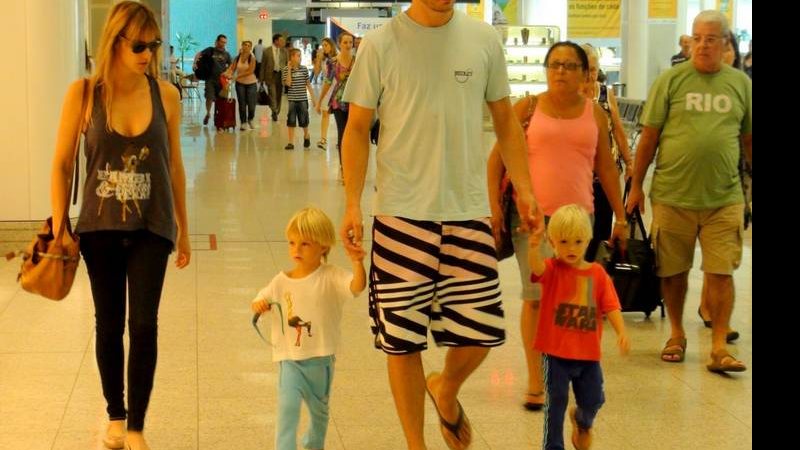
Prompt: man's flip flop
<box><xmin>425</xmin><ymin>372</ymin><xmax>472</xmax><ymax>450</ymax></box>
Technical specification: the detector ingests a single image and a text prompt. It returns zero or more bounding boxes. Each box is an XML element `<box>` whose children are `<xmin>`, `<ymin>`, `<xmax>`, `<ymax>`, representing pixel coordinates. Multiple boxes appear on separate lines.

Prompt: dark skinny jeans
<box><xmin>236</xmin><ymin>81</ymin><xmax>258</xmax><ymax>124</ymax></box>
<box><xmin>332</xmin><ymin>107</ymin><xmax>349</xmax><ymax>168</ymax></box>
<box><xmin>80</xmin><ymin>230</ymin><xmax>172</xmax><ymax>431</ymax></box>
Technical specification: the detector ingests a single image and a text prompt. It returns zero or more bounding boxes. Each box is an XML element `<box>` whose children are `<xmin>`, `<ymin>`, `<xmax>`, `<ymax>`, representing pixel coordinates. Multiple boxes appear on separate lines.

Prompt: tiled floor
<box><xmin>0</xmin><ymin>92</ymin><xmax>752</xmax><ymax>449</ymax></box>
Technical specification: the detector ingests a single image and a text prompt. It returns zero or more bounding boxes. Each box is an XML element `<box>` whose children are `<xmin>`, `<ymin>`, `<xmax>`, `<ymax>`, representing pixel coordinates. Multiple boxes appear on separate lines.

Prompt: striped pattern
<box><xmin>368</xmin><ymin>216</ymin><xmax>505</xmax><ymax>354</ymax></box>
<box><xmin>282</xmin><ymin>65</ymin><xmax>310</xmax><ymax>101</ymax></box>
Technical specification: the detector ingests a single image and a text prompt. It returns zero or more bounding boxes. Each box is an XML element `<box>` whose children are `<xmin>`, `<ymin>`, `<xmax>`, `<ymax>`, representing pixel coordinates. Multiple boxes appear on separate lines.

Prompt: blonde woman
<box><xmin>50</xmin><ymin>2</ymin><xmax>190</xmax><ymax>449</ymax></box>
<box><xmin>315</xmin><ymin>37</ymin><xmax>337</xmax><ymax>149</ymax></box>
<box><xmin>317</xmin><ymin>32</ymin><xmax>355</xmax><ymax>179</ymax></box>
<box><xmin>580</xmin><ymin>43</ymin><xmax>634</xmax><ymax>259</ymax></box>
<box><xmin>225</xmin><ymin>40</ymin><xmax>258</xmax><ymax>130</ymax></box>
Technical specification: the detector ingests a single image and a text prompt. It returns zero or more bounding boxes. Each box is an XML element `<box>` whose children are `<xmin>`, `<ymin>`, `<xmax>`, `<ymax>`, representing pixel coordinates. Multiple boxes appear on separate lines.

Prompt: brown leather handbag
<box><xmin>6</xmin><ymin>79</ymin><xmax>89</xmax><ymax>300</ymax></box>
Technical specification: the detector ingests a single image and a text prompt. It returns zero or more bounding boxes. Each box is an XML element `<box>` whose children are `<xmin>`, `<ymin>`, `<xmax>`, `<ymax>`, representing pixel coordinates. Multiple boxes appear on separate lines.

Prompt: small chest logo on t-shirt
<box><xmin>454</xmin><ymin>69</ymin><xmax>473</xmax><ymax>84</ymax></box>
<box><xmin>685</xmin><ymin>93</ymin><xmax>732</xmax><ymax>113</ymax></box>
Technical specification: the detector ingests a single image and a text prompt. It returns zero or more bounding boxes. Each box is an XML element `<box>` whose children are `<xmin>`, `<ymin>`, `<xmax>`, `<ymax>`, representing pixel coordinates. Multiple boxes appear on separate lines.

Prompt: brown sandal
<box><xmin>661</xmin><ymin>337</ymin><xmax>687</xmax><ymax>363</ymax></box>
<box><xmin>707</xmin><ymin>350</ymin><xmax>747</xmax><ymax>373</ymax></box>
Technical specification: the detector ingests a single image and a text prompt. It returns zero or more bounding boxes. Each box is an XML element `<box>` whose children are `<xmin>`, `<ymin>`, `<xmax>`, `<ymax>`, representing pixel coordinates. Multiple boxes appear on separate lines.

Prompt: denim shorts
<box><xmin>286</xmin><ymin>100</ymin><xmax>309</xmax><ymax>127</ymax></box>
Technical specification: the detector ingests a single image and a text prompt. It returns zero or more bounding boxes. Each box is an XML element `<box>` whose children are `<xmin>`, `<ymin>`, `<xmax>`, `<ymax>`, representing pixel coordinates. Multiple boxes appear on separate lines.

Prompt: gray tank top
<box><xmin>76</xmin><ymin>76</ymin><xmax>177</xmax><ymax>246</ymax></box>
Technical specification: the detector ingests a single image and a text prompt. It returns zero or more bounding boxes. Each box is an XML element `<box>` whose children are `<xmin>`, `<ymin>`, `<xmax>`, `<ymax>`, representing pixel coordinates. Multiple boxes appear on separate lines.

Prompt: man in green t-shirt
<box><xmin>627</xmin><ymin>10</ymin><xmax>752</xmax><ymax>374</ymax></box>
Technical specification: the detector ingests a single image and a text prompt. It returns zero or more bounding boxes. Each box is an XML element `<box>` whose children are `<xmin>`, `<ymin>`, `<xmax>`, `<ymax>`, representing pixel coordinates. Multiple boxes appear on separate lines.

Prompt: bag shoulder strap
<box><xmin>522</xmin><ymin>94</ymin><xmax>538</xmax><ymax>131</ymax></box>
<box><xmin>58</xmin><ymin>78</ymin><xmax>91</xmax><ymax>242</ymax></box>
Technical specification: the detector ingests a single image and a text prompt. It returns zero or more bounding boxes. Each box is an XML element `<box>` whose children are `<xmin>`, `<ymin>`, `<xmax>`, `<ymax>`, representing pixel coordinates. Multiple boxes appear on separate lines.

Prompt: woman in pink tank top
<box><xmin>486</xmin><ymin>41</ymin><xmax>627</xmax><ymax>412</ymax></box>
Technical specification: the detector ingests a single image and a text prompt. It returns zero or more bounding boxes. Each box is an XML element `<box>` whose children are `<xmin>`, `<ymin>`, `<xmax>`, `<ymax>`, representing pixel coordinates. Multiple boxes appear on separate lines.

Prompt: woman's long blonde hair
<box><xmin>321</xmin><ymin>37</ymin><xmax>338</xmax><ymax>58</ymax></box>
<box><xmin>93</xmin><ymin>1</ymin><xmax>162</xmax><ymax>131</ymax></box>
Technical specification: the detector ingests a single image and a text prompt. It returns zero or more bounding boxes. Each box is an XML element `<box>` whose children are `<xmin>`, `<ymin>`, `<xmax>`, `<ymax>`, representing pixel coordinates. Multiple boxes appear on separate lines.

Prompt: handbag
<box><xmin>594</xmin><ymin>180</ymin><xmax>664</xmax><ymax>318</ymax></box>
<box><xmin>6</xmin><ymin>79</ymin><xmax>89</xmax><ymax>300</ymax></box>
<box><xmin>257</xmin><ymin>82</ymin><xmax>271</xmax><ymax>106</ymax></box>
<box><xmin>219</xmin><ymin>73</ymin><xmax>230</xmax><ymax>93</ymax></box>
<box><xmin>495</xmin><ymin>182</ymin><xmax>515</xmax><ymax>260</ymax></box>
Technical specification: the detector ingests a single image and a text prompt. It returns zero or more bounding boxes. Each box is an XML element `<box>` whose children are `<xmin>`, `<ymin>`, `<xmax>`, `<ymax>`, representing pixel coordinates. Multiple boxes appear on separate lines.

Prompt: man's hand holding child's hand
<box><xmin>345</xmin><ymin>244</ymin><xmax>366</xmax><ymax>262</ymax></box>
<box><xmin>528</xmin><ymin>226</ymin><xmax>544</xmax><ymax>249</ymax></box>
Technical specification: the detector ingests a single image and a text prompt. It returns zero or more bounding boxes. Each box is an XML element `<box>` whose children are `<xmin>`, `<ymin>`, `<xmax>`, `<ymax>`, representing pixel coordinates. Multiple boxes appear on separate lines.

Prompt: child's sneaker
<box><xmin>570</xmin><ymin>407</ymin><xmax>592</xmax><ymax>450</ymax></box>
<box><xmin>303</xmin><ymin>138</ymin><xmax>311</xmax><ymax>149</ymax></box>
<box><xmin>285</xmin><ymin>143</ymin><xmax>294</xmax><ymax>150</ymax></box>
<box><xmin>248</xmin><ymin>121</ymin><xmax>255</xmax><ymax>130</ymax></box>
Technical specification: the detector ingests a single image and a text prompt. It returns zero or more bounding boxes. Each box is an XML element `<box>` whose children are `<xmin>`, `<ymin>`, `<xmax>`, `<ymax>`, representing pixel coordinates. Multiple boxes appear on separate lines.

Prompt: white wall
<box><xmin>521</xmin><ymin>0</ymin><xmax>567</xmax><ymax>36</ymax></box>
<box><xmin>240</xmin><ymin>16</ymin><xmax>272</xmax><ymax>48</ymax></box>
<box><xmin>1</xmin><ymin>0</ymin><xmax>82</xmax><ymax>220</ymax></box>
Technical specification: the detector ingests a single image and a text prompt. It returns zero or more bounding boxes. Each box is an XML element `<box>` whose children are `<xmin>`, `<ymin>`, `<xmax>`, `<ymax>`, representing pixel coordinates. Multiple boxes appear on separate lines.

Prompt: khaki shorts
<box><xmin>651</xmin><ymin>203</ymin><xmax>744</xmax><ymax>277</ymax></box>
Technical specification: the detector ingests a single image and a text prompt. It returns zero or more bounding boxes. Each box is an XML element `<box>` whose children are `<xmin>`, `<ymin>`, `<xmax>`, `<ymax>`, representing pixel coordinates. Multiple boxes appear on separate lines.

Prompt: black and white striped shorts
<box><xmin>368</xmin><ymin>216</ymin><xmax>505</xmax><ymax>355</ymax></box>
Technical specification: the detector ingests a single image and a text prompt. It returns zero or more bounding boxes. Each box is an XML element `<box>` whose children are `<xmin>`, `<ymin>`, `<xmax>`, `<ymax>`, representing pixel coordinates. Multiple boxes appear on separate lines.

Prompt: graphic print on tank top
<box><xmin>554</xmin><ymin>276</ymin><xmax>597</xmax><ymax>332</ymax></box>
<box><xmin>95</xmin><ymin>143</ymin><xmax>152</xmax><ymax>222</ymax></box>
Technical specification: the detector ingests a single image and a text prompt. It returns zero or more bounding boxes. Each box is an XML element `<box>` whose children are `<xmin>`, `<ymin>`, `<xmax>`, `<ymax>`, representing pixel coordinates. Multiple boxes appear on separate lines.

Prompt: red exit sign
<box><xmin>258</xmin><ymin>9</ymin><xmax>269</xmax><ymax>20</ymax></box>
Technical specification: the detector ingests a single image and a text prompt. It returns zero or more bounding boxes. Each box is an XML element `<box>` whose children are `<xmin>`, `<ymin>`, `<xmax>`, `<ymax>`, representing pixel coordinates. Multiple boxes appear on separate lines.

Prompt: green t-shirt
<box><xmin>642</xmin><ymin>63</ymin><xmax>752</xmax><ymax>209</ymax></box>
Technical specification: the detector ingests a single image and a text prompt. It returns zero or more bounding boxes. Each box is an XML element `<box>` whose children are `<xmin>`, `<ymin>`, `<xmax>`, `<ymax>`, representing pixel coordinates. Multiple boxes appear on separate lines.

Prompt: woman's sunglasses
<box><xmin>119</xmin><ymin>35</ymin><xmax>162</xmax><ymax>54</ymax></box>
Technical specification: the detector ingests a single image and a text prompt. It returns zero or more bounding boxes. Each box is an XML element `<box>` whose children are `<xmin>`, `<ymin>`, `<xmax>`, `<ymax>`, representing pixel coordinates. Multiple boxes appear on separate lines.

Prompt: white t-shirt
<box><xmin>343</xmin><ymin>11</ymin><xmax>510</xmax><ymax>221</ymax></box>
<box><xmin>255</xmin><ymin>264</ymin><xmax>354</xmax><ymax>362</ymax></box>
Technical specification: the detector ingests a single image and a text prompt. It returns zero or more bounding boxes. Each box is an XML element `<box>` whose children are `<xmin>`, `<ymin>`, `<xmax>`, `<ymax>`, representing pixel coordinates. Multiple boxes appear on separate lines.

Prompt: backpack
<box><xmin>194</xmin><ymin>48</ymin><xmax>214</xmax><ymax>81</ymax></box>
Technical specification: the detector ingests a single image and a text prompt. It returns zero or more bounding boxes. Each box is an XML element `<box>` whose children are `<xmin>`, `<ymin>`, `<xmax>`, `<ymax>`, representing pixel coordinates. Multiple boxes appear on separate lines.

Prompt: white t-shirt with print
<box><xmin>255</xmin><ymin>264</ymin><xmax>355</xmax><ymax>362</ymax></box>
<box><xmin>343</xmin><ymin>11</ymin><xmax>510</xmax><ymax>221</ymax></box>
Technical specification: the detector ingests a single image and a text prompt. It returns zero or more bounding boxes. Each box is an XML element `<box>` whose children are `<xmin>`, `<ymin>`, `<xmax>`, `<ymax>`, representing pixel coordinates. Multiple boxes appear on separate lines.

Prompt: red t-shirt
<box><xmin>531</xmin><ymin>258</ymin><xmax>621</xmax><ymax>361</ymax></box>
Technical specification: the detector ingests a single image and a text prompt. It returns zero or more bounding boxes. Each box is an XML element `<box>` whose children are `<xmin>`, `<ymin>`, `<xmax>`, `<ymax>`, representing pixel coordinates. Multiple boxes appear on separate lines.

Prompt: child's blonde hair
<box><xmin>285</xmin><ymin>207</ymin><xmax>337</xmax><ymax>260</ymax></box>
<box><xmin>547</xmin><ymin>204</ymin><xmax>593</xmax><ymax>241</ymax></box>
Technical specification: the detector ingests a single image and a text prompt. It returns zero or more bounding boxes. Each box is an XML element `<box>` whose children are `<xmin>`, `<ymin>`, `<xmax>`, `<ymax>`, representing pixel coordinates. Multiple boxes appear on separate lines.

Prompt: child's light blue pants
<box><xmin>276</xmin><ymin>355</ymin><xmax>335</xmax><ymax>450</ymax></box>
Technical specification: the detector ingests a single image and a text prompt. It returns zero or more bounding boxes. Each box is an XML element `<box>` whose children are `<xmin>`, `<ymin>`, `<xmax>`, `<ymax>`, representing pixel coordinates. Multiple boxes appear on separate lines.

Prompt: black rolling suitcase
<box><xmin>594</xmin><ymin>182</ymin><xmax>665</xmax><ymax>319</ymax></box>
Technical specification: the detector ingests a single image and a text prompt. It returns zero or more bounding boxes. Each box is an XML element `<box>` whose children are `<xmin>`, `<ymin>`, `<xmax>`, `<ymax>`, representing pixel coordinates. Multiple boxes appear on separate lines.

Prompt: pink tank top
<box><xmin>526</xmin><ymin>98</ymin><xmax>597</xmax><ymax>216</ymax></box>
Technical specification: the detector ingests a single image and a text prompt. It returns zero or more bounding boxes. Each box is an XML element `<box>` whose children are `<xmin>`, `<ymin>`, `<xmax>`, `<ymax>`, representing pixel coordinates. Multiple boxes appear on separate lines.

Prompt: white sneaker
<box><xmin>248</xmin><ymin>121</ymin><xmax>255</xmax><ymax>130</ymax></box>
<box><xmin>239</xmin><ymin>125</ymin><xmax>246</xmax><ymax>131</ymax></box>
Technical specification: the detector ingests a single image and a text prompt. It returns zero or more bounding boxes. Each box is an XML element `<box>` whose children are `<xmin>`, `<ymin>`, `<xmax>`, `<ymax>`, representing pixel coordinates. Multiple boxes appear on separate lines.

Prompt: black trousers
<box><xmin>587</xmin><ymin>179</ymin><xmax>613</xmax><ymax>262</ymax></box>
<box><xmin>332</xmin><ymin>108</ymin><xmax>349</xmax><ymax>167</ymax></box>
<box><xmin>80</xmin><ymin>230</ymin><xmax>172</xmax><ymax>431</ymax></box>
<box><xmin>268</xmin><ymin>72</ymin><xmax>283</xmax><ymax>115</ymax></box>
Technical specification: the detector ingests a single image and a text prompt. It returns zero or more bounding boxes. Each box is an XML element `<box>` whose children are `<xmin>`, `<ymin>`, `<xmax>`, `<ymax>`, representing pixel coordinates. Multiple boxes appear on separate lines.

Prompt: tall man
<box><xmin>340</xmin><ymin>1</ymin><xmax>541</xmax><ymax>448</ymax></box>
<box><xmin>259</xmin><ymin>33</ymin><xmax>288</xmax><ymax>122</ymax></box>
<box><xmin>627</xmin><ymin>10</ymin><xmax>752</xmax><ymax>374</ymax></box>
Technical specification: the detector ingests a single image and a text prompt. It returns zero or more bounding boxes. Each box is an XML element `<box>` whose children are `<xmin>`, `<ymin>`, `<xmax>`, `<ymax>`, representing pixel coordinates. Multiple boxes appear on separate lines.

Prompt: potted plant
<box><xmin>175</xmin><ymin>32</ymin><xmax>199</xmax><ymax>73</ymax></box>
